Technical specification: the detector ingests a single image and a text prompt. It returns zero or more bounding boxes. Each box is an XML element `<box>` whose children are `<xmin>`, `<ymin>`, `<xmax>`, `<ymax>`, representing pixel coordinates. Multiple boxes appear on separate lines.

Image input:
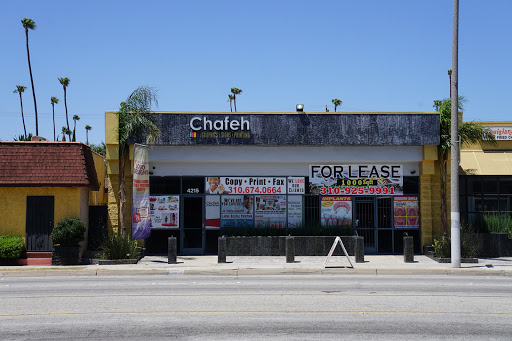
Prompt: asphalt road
<box><xmin>1</xmin><ymin>274</ymin><xmax>512</xmax><ymax>340</ymax></box>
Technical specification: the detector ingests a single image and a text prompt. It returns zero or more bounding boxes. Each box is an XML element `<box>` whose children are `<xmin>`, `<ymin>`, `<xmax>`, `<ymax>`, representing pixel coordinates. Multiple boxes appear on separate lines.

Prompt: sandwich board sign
<box><xmin>323</xmin><ymin>236</ymin><xmax>354</xmax><ymax>268</ymax></box>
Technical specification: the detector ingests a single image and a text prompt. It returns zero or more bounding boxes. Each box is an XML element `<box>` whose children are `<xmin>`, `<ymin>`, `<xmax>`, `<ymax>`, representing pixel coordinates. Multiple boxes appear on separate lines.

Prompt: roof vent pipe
<box><xmin>296</xmin><ymin>104</ymin><xmax>304</xmax><ymax>112</ymax></box>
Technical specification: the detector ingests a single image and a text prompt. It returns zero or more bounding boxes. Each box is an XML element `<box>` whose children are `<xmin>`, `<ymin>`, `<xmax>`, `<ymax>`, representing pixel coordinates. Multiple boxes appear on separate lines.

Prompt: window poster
<box><xmin>287</xmin><ymin>177</ymin><xmax>305</xmax><ymax>194</ymax></box>
<box><xmin>321</xmin><ymin>196</ymin><xmax>353</xmax><ymax>227</ymax></box>
<box><xmin>220</xmin><ymin>195</ymin><xmax>254</xmax><ymax>228</ymax></box>
<box><xmin>205</xmin><ymin>195</ymin><xmax>220</xmax><ymax>229</ymax></box>
<box><xmin>149</xmin><ymin>195</ymin><xmax>179</xmax><ymax>229</ymax></box>
<box><xmin>394</xmin><ymin>196</ymin><xmax>419</xmax><ymax>228</ymax></box>
<box><xmin>287</xmin><ymin>195</ymin><xmax>303</xmax><ymax>228</ymax></box>
<box><xmin>255</xmin><ymin>195</ymin><xmax>287</xmax><ymax>228</ymax></box>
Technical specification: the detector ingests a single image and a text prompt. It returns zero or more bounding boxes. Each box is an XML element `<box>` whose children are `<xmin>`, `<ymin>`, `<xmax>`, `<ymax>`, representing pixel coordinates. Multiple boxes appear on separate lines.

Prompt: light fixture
<box><xmin>296</xmin><ymin>104</ymin><xmax>304</xmax><ymax>112</ymax></box>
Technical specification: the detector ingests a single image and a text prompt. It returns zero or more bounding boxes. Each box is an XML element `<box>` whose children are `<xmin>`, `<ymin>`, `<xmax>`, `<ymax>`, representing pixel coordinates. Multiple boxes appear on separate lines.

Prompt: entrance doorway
<box><xmin>182</xmin><ymin>196</ymin><xmax>204</xmax><ymax>255</ymax></box>
<box><xmin>355</xmin><ymin>196</ymin><xmax>394</xmax><ymax>254</ymax></box>
<box><xmin>26</xmin><ymin>196</ymin><xmax>54</xmax><ymax>251</ymax></box>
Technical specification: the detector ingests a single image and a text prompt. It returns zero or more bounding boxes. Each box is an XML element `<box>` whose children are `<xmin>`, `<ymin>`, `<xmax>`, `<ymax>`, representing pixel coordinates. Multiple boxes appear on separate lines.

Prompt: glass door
<box><xmin>181</xmin><ymin>196</ymin><xmax>204</xmax><ymax>255</ymax></box>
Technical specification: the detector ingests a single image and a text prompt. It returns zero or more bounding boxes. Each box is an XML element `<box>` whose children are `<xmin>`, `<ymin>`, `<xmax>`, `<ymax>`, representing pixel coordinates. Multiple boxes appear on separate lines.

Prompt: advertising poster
<box><xmin>220</xmin><ymin>195</ymin><xmax>254</xmax><ymax>228</ymax></box>
<box><xmin>255</xmin><ymin>195</ymin><xmax>287</xmax><ymax>228</ymax></box>
<box><xmin>205</xmin><ymin>195</ymin><xmax>221</xmax><ymax>229</ymax></box>
<box><xmin>205</xmin><ymin>176</ymin><xmax>287</xmax><ymax>195</ymax></box>
<box><xmin>149</xmin><ymin>195</ymin><xmax>180</xmax><ymax>229</ymax></box>
<box><xmin>394</xmin><ymin>196</ymin><xmax>419</xmax><ymax>228</ymax></box>
<box><xmin>287</xmin><ymin>177</ymin><xmax>305</xmax><ymax>194</ymax></box>
<box><xmin>309</xmin><ymin>164</ymin><xmax>403</xmax><ymax>196</ymax></box>
<box><xmin>321</xmin><ymin>196</ymin><xmax>353</xmax><ymax>227</ymax></box>
<box><xmin>287</xmin><ymin>195</ymin><xmax>303</xmax><ymax>228</ymax></box>
<box><xmin>131</xmin><ymin>145</ymin><xmax>151</xmax><ymax>239</ymax></box>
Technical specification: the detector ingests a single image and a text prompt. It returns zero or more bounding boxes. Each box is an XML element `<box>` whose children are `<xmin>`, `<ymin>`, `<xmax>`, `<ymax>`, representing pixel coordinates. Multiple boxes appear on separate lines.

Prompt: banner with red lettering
<box><xmin>309</xmin><ymin>164</ymin><xmax>403</xmax><ymax>196</ymax></box>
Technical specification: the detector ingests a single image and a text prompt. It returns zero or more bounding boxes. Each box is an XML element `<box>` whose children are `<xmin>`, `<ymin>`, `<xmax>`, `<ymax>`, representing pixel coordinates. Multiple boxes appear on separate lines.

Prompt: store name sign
<box><xmin>190</xmin><ymin>116</ymin><xmax>250</xmax><ymax>131</ymax></box>
<box><xmin>483</xmin><ymin>126</ymin><xmax>512</xmax><ymax>141</ymax></box>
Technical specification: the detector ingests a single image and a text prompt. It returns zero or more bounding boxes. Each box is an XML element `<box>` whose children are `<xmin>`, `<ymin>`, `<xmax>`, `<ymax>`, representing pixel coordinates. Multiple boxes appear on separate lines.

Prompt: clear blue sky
<box><xmin>1</xmin><ymin>0</ymin><xmax>511</xmax><ymax>145</ymax></box>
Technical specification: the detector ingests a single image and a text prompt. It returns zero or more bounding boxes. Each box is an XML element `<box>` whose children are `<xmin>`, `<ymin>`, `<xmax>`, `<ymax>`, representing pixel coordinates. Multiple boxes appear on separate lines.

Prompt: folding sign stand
<box><xmin>323</xmin><ymin>236</ymin><xmax>354</xmax><ymax>268</ymax></box>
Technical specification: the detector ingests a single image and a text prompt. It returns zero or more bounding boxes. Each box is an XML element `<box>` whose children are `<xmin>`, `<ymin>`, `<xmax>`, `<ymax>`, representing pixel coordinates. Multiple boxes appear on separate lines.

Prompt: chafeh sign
<box><xmin>310</xmin><ymin>164</ymin><xmax>403</xmax><ymax>195</ymax></box>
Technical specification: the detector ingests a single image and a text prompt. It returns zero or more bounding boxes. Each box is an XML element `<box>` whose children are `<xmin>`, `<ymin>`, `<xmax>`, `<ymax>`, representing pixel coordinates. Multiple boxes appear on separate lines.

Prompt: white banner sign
<box><xmin>309</xmin><ymin>164</ymin><xmax>403</xmax><ymax>195</ymax></box>
<box><xmin>205</xmin><ymin>177</ymin><xmax>287</xmax><ymax>195</ymax></box>
<box><xmin>149</xmin><ymin>195</ymin><xmax>180</xmax><ymax>229</ymax></box>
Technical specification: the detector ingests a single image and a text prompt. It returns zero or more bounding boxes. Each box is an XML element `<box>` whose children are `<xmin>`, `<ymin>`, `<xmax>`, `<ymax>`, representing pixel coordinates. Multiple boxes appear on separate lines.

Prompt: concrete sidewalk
<box><xmin>1</xmin><ymin>255</ymin><xmax>512</xmax><ymax>277</ymax></box>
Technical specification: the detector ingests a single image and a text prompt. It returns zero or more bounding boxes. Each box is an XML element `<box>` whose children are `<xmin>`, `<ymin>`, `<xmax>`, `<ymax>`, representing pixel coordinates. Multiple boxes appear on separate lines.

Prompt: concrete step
<box><xmin>26</xmin><ymin>252</ymin><xmax>52</xmax><ymax>258</ymax></box>
<box><xmin>18</xmin><ymin>258</ymin><xmax>52</xmax><ymax>266</ymax></box>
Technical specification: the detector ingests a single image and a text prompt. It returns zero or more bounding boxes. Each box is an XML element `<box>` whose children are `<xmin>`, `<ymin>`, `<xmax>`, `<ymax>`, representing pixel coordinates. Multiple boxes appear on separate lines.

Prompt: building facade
<box><xmin>106</xmin><ymin>111</ymin><xmax>452</xmax><ymax>255</ymax></box>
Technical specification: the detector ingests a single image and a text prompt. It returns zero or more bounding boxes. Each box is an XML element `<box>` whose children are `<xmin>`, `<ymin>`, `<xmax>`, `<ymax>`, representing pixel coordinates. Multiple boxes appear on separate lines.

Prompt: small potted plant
<box><xmin>51</xmin><ymin>218</ymin><xmax>86</xmax><ymax>265</ymax></box>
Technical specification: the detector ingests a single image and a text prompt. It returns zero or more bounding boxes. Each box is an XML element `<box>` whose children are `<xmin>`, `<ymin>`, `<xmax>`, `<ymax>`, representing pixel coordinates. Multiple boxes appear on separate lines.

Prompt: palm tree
<box><xmin>332</xmin><ymin>98</ymin><xmax>342</xmax><ymax>112</ymax></box>
<box><xmin>61</xmin><ymin>126</ymin><xmax>70</xmax><ymax>141</ymax></box>
<box><xmin>448</xmin><ymin>69</ymin><xmax>452</xmax><ymax>98</ymax></box>
<box><xmin>13</xmin><ymin>85</ymin><xmax>28</xmax><ymax>136</ymax></box>
<box><xmin>72</xmin><ymin>114</ymin><xmax>80</xmax><ymax>142</ymax></box>
<box><xmin>22</xmin><ymin>18</ymin><xmax>38</xmax><ymax>136</ymax></box>
<box><xmin>117</xmin><ymin>86</ymin><xmax>161</xmax><ymax>236</ymax></box>
<box><xmin>58</xmin><ymin>77</ymin><xmax>71</xmax><ymax>140</ymax></box>
<box><xmin>433</xmin><ymin>100</ymin><xmax>442</xmax><ymax>111</ymax></box>
<box><xmin>85</xmin><ymin>125</ymin><xmax>91</xmax><ymax>145</ymax></box>
<box><xmin>230</xmin><ymin>88</ymin><xmax>242</xmax><ymax>112</ymax></box>
<box><xmin>51</xmin><ymin>97</ymin><xmax>59</xmax><ymax>141</ymax></box>
<box><xmin>227</xmin><ymin>94</ymin><xmax>234</xmax><ymax>112</ymax></box>
<box><xmin>435</xmin><ymin>97</ymin><xmax>496</xmax><ymax>237</ymax></box>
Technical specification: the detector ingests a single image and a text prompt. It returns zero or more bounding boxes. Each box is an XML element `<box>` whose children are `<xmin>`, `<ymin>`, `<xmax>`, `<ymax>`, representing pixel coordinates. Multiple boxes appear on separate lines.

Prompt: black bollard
<box><xmin>168</xmin><ymin>237</ymin><xmax>177</xmax><ymax>264</ymax></box>
<box><xmin>286</xmin><ymin>236</ymin><xmax>295</xmax><ymax>263</ymax></box>
<box><xmin>355</xmin><ymin>236</ymin><xmax>364</xmax><ymax>263</ymax></box>
<box><xmin>404</xmin><ymin>236</ymin><xmax>414</xmax><ymax>263</ymax></box>
<box><xmin>218</xmin><ymin>236</ymin><xmax>227</xmax><ymax>263</ymax></box>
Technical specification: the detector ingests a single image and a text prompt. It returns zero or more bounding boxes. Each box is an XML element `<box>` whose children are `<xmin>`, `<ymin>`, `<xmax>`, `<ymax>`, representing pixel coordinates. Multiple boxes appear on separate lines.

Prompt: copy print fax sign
<box><xmin>132</xmin><ymin>145</ymin><xmax>151</xmax><ymax>239</ymax></box>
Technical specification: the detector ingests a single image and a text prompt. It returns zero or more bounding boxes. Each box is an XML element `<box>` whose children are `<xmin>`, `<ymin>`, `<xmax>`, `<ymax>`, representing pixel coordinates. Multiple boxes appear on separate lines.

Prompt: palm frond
<box><xmin>21</xmin><ymin>18</ymin><xmax>36</xmax><ymax>30</ymax></box>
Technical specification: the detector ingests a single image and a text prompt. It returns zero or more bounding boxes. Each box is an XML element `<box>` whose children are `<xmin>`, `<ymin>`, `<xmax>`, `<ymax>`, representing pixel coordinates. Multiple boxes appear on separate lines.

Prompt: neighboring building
<box><xmin>106</xmin><ymin>111</ymin><xmax>449</xmax><ymax>255</ymax></box>
<box><xmin>460</xmin><ymin>122</ymin><xmax>512</xmax><ymax>223</ymax></box>
<box><xmin>0</xmin><ymin>142</ymin><xmax>105</xmax><ymax>252</ymax></box>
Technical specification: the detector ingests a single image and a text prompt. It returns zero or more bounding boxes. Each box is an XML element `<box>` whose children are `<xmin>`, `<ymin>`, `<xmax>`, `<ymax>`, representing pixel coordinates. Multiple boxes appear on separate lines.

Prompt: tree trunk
<box><xmin>26</xmin><ymin>29</ymin><xmax>38</xmax><ymax>136</ymax></box>
<box><xmin>234</xmin><ymin>94</ymin><xmax>237</xmax><ymax>112</ymax></box>
<box><xmin>230</xmin><ymin>101</ymin><xmax>232</xmax><ymax>112</ymax></box>
<box><xmin>119</xmin><ymin>147</ymin><xmax>126</xmax><ymax>237</ymax></box>
<box><xmin>19</xmin><ymin>93</ymin><xmax>27</xmax><ymax>136</ymax></box>
<box><xmin>64</xmin><ymin>88</ymin><xmax>71</xmax><ymax>141</ymax></box>
<box><xmin>335</xmin><ymin>105</ymin><xmax>337</xmax><ymax>112</ymax></box>
<box><xmin>52</xmin><ymin>104</ymin><xmax>56</xmax><ymax>141</ymax></box>
<box><xmin>440</xmin><ymin>157</ymin><xmax>448</xmax><ymax>237</ymax></box>
<box><xmin>86</xmin><ymin>131</ymin><xmax>88</xmax><ymax>145</ymax></box>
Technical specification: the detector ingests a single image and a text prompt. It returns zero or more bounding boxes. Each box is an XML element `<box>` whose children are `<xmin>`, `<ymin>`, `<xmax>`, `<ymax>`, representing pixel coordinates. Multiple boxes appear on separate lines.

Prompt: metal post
<box><xmin>451</xmin><ymin>0</ymin><xmax>461</xmax><ymax>268</ymax></box>
<box><xmin>168</xmin><ymin>237</ymin><xmax>177</xmax><ymax>264</ymax></box>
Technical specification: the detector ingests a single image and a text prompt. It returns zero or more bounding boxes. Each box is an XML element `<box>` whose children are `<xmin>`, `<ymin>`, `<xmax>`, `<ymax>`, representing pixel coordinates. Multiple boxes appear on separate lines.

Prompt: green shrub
<box><xmin>51</xmin><ymin>218</ymin><xmax>86</xmax><ymax>246</ymax></box>
<box><xmin>476</xmin><ymin>214</ymin><xmax>512</xmax><ymax>238</ymax></box>
<box><xmin>433</xmin><ymin>222</ymin><xmax>482</xmax><ymax>259</ymax></box>
<box><xmin>100</xmin><ymin>234</ymin><xmax>140</xmax><ymax>260</ymax></box>
<box><xmin>0</xmin><ymin>235</ymin><xmax>25</xmax><ymax>259</ymax></box>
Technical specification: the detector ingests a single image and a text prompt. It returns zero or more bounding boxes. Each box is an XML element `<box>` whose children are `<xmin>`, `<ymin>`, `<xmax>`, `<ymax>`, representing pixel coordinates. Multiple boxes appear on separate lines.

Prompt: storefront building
<box><xmin>106</xmin><ymin>111</ymin><xmax>445</xmax><ymax>255</ymax></box>
<box><xmin>460</xmin><ymin>122</ymin><xmax>512</xmax><ymax>224</ymax></box>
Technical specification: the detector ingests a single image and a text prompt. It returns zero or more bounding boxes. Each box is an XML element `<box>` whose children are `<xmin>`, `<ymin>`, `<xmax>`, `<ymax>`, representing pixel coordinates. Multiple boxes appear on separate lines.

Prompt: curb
<box><xmin>2</xmin><ymin>266</ymin><xmax>511</xmax><ymax>277</ymax></box>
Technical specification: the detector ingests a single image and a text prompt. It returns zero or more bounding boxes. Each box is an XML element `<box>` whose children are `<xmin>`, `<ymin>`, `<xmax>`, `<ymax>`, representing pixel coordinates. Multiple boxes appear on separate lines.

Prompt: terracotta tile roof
<box><xmin>0</xmin><ymin>142</ymin><xmax>100</xmax><ymax>190</ymax></box>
